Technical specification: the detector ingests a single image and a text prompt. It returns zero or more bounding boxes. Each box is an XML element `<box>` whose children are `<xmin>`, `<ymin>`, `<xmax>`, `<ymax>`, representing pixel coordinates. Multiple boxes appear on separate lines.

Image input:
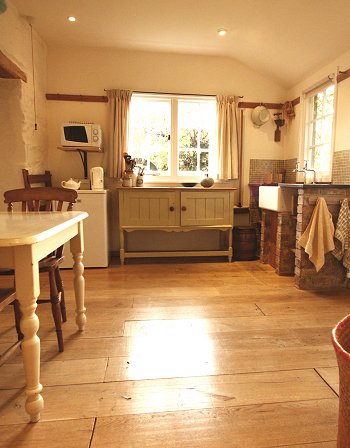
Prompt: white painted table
<box><xmin>0</xmin><ymin>211</ymin><xmax>88</xmax><ymax>422</ymax></box>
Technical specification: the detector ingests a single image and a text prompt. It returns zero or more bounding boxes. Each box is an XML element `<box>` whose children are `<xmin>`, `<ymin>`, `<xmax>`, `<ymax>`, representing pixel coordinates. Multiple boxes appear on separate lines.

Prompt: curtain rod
<box><xmin>104</xmin><ymin>89</ymin><xmax>243</xmax><ymax>98</ymax></box>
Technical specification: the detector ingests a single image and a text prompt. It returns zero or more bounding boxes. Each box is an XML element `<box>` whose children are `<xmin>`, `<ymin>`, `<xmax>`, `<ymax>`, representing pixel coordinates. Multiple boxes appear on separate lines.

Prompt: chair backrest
<box><xmin>4</xmin><ymin>187</ymin><xmax>77</xmax><ymax>212</ymax></box>
<box><xmin>22</xmin><ymin>169</ymin><xmax>52</xmax><ymax>188</ymax></box>
<box><xmin>4</xmin><ymin>187</ymin><xmax>78</xmax><ymax>259</ymax></box>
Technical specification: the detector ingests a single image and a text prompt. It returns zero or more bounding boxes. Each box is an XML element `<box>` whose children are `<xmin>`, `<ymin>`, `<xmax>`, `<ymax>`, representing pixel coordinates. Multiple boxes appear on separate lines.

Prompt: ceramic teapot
<box><xmin>61</xmin><ymin>178</ymin><xmax>81</xmax><ymax>190</ymax></box>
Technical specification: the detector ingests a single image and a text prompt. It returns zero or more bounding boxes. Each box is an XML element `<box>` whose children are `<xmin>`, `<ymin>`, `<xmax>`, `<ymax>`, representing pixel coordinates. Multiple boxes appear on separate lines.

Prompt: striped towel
<box><xmin>332</xmin><ymin>198</ymin><xmax>350</xmax><ymax>276</ymax></box>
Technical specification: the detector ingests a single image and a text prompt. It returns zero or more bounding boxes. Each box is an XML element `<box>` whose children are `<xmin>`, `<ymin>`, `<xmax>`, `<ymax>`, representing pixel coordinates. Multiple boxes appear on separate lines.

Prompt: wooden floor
<box><xmin>0</xmin><ymin>258</ymin><xmax>347</xmax><ymax>447</ymax></box>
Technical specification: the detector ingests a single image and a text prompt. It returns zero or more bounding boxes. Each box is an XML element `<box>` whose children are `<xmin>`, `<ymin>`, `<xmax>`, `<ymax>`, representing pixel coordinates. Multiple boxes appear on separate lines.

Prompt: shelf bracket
<box><xmin>78</xmin><ymin>150</ymin><xmax>88</xmax><ymax>179</ymax></box>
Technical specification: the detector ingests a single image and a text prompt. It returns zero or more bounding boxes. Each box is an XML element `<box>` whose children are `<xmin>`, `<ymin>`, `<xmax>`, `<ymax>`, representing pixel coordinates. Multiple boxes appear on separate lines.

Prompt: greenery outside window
<box><xmin>303</xmin><ymin>82</ymin><xmax>335</xmax><ymax>181</ymax></box>
<box><xmin>128</xmin><ymin>94</ymin><xmax>217</xmax><ymax>181</ymax></box>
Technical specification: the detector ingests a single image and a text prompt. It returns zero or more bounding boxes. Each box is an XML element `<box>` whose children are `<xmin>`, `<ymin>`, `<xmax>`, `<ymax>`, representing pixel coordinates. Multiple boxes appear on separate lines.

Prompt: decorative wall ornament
<box><xmin>251</xmin><ymin>105</ymin><xmax>270</xmax><ymax>127</ymax></box>
<box><xmin>273</xmin><ymin>113</ymin><xmax>285</xmax><ymax>142</ymax></box>
<box><xmin>282</xmin><ymin>101</ymin><xmax>295</xmax><ymax>119</ymax></box>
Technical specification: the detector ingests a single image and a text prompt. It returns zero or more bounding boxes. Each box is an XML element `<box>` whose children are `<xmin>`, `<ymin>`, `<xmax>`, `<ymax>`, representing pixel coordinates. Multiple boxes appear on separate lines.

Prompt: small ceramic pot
<box><xmin>200</xmin><ymin>174</ymin><xmax>214</xmax><ymax>188</ymax></box>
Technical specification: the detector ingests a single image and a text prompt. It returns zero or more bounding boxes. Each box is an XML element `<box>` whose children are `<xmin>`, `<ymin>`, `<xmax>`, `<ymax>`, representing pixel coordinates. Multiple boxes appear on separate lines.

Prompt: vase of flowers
<box><xmin>123</xmin><ymin>152</ymin><xmax>137</xmax><ymax>187</ymax></box>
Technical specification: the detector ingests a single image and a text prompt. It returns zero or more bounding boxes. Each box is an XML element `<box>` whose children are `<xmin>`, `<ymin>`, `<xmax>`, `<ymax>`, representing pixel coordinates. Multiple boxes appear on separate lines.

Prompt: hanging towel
<box><xmin>332</xmin><ymin>198</ymin><xmax>350</xmax><ymax>277</ymax></box>
<box><xmin>298</xmin><ymin>197</ymin><xmax>335</xmax><ymax>272</ymax></box>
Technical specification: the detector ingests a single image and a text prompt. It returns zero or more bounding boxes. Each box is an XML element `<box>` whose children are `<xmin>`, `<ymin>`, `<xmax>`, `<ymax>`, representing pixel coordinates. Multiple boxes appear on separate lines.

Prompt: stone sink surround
<box><xmin>261</xmin><ymin>183</ymin><xmax>350</xmax><ymax>290</ymax></box>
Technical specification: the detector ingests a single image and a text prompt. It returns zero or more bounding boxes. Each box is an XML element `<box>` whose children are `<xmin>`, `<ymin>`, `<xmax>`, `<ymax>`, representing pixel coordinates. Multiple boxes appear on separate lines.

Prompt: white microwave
<box><xmin>61</xmin><ymin>123</ymin><xmax>102</xmax><ymax>148</ymax></box>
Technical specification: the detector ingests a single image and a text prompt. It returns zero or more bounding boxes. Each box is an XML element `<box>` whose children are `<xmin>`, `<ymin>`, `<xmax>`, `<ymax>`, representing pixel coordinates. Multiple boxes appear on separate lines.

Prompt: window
<box><xmin>128</xmin><ymin>94</ymin><xmax>217</xmax><ymax>181</ymax></box>
<box><xmin>303</xmin><ymin>83</ymin><xmax>335</xmax><ymax>181</ymax></box>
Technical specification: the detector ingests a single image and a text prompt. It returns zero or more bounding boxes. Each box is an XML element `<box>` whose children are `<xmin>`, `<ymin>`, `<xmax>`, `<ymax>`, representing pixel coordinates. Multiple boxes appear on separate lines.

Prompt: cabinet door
<box><xmin>61</xmin><ymin>191</ymin><xmax>109</xmax><ymax>268</ymax></box>
<box><xmin>120</xmin><ymin>191</ymin><xmax>178</xmax><ymax>227</ymax></box>
<box><xmin>181</xmin><ymin>191</ymin><xmax>231</xmax><ymax>226</ymax></box>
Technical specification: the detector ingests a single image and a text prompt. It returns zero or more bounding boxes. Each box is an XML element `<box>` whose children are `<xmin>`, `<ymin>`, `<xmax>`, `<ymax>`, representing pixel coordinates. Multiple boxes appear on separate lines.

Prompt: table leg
<box><xmin>228</xmin><ymin>228</ymin><xmax>233</xmax><ymax>262</ymax></box>
<box><xmin>70</xmin><ymin>222</ymin><xmax>86</xmax><ymax>330</ymax></box>
<box><xmin>120</xmin><ymin>229</ymin><xmax>125</xmax><ymax>265</ymax></box>
<box><xmin>15</xmin><ymin>247</ymin><xmax>44</xmax><ymax>423</ymax></box>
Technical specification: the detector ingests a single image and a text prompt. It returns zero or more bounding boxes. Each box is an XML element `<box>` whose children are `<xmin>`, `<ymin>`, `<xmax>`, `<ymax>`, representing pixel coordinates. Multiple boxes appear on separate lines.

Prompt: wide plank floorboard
<box><xmin>0</xmin><ymin>259</ymin><xmax>343</xmax><ymax>447</ymax></box>
<box><xmin>90</xmin><ymin>400</ymin><xmax>337</xmax><ymax>448</ymax></box>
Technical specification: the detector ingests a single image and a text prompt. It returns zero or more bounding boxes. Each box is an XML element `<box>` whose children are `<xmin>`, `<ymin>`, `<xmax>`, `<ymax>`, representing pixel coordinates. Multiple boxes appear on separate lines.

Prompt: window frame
<box><xmin>302</xmin><ymin>81</ymin><xmax>336</xmax><ymax>182</ymax></box>
<box><xmin>128</xmin><ymin>93</ymin><xmax>217</xmax><ymax>183</ymax></box>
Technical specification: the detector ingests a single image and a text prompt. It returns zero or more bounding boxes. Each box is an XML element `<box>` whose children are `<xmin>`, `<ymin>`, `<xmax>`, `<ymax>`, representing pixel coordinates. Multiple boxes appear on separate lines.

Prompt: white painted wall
<box><xmin>0</xmin><ymin>79</ymin><xmax>25</xmax><ymax>199</ymax></box>
<box><xmin>45</xmin><ymin>46</ymin><xmax>287</xmax><ymax>251</ymax></box>
<box><xmin>0</xmin><ymin>1</ymin><xmax>47</xmax><ymax>209</ymax></box>
<box><xmin>285</xmin><ymin>48</ymin><xmax>350</xmax><ymax>165</ymax></box>
<box><xmin>334</xmin><ymin>76</ymin><xmax>350</xmax><ymax>153</ymax></box>
<box><xmin>46</xmin><ymin>46</ymin><xmax>286</xmax><ymax>204</ymax></box>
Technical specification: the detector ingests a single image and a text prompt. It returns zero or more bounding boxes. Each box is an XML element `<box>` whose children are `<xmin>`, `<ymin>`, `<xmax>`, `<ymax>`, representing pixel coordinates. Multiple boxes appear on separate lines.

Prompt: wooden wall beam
<box><xmin>238</xmin><ymin>97</ymin><xmax>300</xmax><ymax>110</ymax></box>
<box><xmin>292</xmin><ymin>97</ymin><xmax>300</xmax><ymax>106</ymax></box>
<box><xmin>337</xmin><ymin>69</ymin><xmax>350</xmax><ymax>84</ymax></box>
<box><xmin>46</xmin><ymin>93</ymin><xmax>301</xmax><ymax>108</ymax></box>
<box><xmin>0</xmin><ymin>50</ymin><xmax>27</xmax><ymax>82</ymax></box>
<box><xmin>46</xmin><ymin>93</ymin><xmax>108</xmax><ymax>103</ymax></box>
<box><xmin>238</xmin><ymin>101</ymin><xmax>283</xmax><ymax>109</ymax></box>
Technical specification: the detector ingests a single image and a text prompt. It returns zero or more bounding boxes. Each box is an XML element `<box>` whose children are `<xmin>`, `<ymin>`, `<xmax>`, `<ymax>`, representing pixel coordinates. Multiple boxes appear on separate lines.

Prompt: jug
<box><xmin>61</xmin><ymin>178</ymin><xmax>81</xmax><ymax>190</ymax></box>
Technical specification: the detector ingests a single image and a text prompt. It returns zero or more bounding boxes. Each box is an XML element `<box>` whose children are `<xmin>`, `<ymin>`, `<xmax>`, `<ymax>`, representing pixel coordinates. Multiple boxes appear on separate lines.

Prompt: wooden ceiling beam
<box><xmin>0</xmin><ymin>50</ymin><xmax>27</xmax><ymax>82</ymax></box>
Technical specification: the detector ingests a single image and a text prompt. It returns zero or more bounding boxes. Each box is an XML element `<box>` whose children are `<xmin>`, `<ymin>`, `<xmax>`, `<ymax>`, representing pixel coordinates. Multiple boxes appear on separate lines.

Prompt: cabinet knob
<box><xmin>181</xmin><ymin>206</ymin><xmax>187</xmax><ymax>211</ymax></box>
<box><xmin>169</xmin><ymin>206</ymin><xmax>175</xmax><ymax>212</ymax></box>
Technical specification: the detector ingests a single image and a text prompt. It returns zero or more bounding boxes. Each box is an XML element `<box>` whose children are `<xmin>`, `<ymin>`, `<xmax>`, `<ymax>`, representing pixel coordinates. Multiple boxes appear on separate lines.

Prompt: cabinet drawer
<box><xmin>120</xmin><ymin>191</ymin><xmax>178</xmax><ymax>227</ymax></box>
<box><xmin>181</xmin><ymin>191</ymin><xmax>231</xmax><ymax>226</ymax></box>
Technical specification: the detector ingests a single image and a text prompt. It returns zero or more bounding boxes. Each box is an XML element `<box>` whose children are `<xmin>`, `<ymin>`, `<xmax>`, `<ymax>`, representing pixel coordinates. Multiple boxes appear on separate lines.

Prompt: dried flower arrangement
<box><xmin>123</xmin><ymin>152</ymin><xmax>136</xmax><ymax>171</ymax></box>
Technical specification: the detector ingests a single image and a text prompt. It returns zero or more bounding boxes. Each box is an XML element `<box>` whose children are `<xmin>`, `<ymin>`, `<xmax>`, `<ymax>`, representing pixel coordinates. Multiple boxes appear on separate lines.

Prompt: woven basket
<box><xmin>332</xmin><ymin>314</ymin><xmax>350</xmax><ymax>447</ymax></box>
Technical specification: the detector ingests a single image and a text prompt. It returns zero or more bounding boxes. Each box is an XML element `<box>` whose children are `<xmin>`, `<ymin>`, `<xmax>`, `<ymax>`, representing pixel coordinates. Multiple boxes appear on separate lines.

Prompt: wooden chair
<box><xmin>0</xmin><ymin>288</ymin><xmax>22</xmax><ymax>367</ymax></box>
<box><xmin>3</xmin><ymin>187</ymin><xmax>78</xmax><ymax>352</ymax></box>
<box><xmin>22</xmin><ymin>169</ymin><xmax>52</xmax><ymax>188</ymax></box>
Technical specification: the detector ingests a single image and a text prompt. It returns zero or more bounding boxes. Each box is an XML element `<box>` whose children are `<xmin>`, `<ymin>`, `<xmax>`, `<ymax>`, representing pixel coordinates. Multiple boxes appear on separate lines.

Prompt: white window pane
<box><xmin>314</xmin><ymin>119</ymin><xmax>323</xmax><ymax>146</ymax></box>
<box><xmin>314</xmin><ymin>144</ymin><xmax>331</xmax><ymax>172</ymax></box>
<box><xmin>129</xmin><ymin>98</ymin><xmax>171</xmax><ymax>173</ymax></box>
<box><xmin>323</xmin><ymin>117</ymin><xmax>334</xmax><ymax>144</ymax></box>
<box><xmin>179</xmin><ymin>150</ymin><xmax>198</xmax><ymax>172</ymax></box>
<box><xmin>324</xmin><ymin>85</ymin><xmax>335</xmax><ymax>115</ymax></box>
<box><xmin>304</xmin><ymin>82</ymin><xmax>335</xmax><ymax>179</ymax></box>
<box><xmin>177</xmin><ymin>100</ymin><xmax>215</xmax><ymax>175</ymax></box>
<box><xmin>313</xmin><ymin>92</ymin><xmax>324</xmax><ymax>119</ymax></box>
<box><xmin>129</xmin><ymin>95</ymin><xmax>216</xmax><ymax>179</ymax></box>
<box><xmin>179</xmin><ymin>128</ymin><xmax>198</xmax><ymax>149</ymax></box>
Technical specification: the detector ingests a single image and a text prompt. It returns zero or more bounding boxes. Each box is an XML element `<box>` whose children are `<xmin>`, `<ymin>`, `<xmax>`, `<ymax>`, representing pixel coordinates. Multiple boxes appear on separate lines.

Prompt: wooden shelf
<box><xmin>58</xmin><ymin>146</ymin><xmax>103</xmax><ymax>153</ymax></box>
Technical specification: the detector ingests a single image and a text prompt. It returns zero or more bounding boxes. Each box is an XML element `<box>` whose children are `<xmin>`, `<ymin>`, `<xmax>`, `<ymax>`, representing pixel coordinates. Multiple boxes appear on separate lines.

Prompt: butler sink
<box><xmin>259</xmin><ymin>186</ymin><xmax>295</xmax><ymax>212</ymax></box>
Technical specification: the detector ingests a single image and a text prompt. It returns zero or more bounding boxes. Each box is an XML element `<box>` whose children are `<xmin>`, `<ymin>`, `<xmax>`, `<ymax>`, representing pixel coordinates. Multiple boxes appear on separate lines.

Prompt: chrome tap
<box><xmin>292</xmin><ymin>161</ymin><xmax>305</xmax><ymax>173</ymax></box>
<box><xmin>303</xmin><ymin>160</ymin><xmax>316</xmax><ymax>184</ymax></box>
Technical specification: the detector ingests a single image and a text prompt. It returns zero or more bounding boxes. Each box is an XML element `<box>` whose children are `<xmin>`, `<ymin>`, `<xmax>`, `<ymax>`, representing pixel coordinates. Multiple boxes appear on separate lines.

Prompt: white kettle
<box><xmin>90</xmin><ymin>166</ymin><xmax>104</xmax><ymax>190</ymax></box>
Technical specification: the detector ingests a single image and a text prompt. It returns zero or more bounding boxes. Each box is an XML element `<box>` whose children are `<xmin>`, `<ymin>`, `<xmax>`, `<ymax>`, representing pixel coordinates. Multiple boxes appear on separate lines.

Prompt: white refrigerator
<box><xmin>61</xmin><ymin>190</ymin><xmax>109</xmax><ymax>268</ymax></box>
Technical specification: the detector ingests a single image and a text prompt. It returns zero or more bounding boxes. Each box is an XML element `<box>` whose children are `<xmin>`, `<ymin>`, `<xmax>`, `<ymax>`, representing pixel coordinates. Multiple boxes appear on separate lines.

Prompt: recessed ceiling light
<box><xmin>68</xmin><ymin>16</ymin><xmax>76</xmax><ymax>22</ymax></box>
<box><xmin>217</xmin><ymin>28</ymin><xmax>227</xmax><ymax>36</ymax></box>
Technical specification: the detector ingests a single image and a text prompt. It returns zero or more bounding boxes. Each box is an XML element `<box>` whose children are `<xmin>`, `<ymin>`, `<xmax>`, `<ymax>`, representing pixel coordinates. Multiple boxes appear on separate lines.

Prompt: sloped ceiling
<box><xmin>10</xmin><ymin>0</ymin><xmax>350</xmax><ymax>88</ymax></box>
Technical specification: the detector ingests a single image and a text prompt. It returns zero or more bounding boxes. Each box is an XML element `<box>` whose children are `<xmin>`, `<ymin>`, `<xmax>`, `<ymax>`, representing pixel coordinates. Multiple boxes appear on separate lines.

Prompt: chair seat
<box><xmin>0</xmin><ymin>255</ymin><xmax>64</xmax><ymax>275</ymax></box>
<box><xmin>37</xmin><ymin>256</ymin><xmax>64</xmax><ymax>271</ymax></box>
<box><xmin>0</xmin><ymin>288</ymin><xmax>22</xmax><ymax>367</ymax></box>
<box><xmin>2</xmin><ymin>187</ymin><xmax>78</xmax><ymax>353</ymax></box>
<box><xmin>0</xmin><ymin>288</ymin><xmax>17</xmax><ymax>311</ymax></box>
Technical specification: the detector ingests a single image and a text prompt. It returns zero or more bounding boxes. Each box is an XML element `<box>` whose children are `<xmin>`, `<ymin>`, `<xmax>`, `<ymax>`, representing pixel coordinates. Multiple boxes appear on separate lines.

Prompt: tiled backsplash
<box><xmin>332</xmin><ymin>150</ymin><xmax>350</xmax><ymax>183</ymax></box>
<box><xmin>249</xmin><ymin>158</ymin><xmax>297</xmax><ymax>184</ymax></box>
<box><xmin>284</xmin><ymin>158</ymin><xmax>297</xmax><ymax>184</ymax></box>
<box><xmin>250</xmin><ymin>152</ymin><xmax>349</xmax><ymax>185</ymax></box>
